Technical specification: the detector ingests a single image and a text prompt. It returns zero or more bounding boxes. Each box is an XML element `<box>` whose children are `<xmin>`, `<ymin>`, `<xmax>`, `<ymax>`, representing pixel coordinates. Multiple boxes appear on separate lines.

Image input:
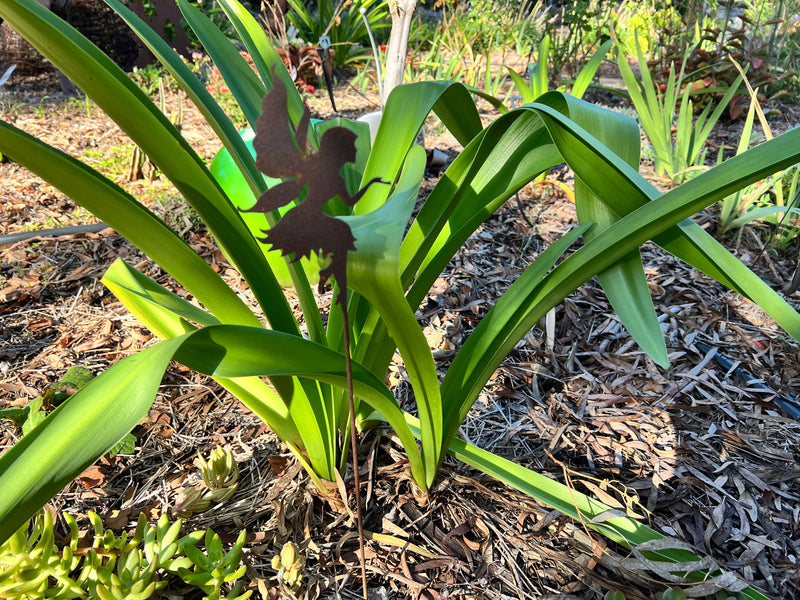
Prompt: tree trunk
<box><xmin>382</xmin><ymin>0</ymin><xmax>417</xmax><ymax>104</ymax></box>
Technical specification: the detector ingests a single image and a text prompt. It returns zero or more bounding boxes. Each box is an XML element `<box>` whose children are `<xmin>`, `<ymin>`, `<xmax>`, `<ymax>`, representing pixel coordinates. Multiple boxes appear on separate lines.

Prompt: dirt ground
<box><xmin>1</xmin><ymin>69</ymin><xmax>800</xmax><ymax>599</ymax></box>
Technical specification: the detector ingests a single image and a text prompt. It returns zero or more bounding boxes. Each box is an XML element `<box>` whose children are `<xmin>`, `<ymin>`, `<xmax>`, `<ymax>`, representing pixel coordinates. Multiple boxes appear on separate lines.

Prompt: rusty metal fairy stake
<box><xmin>242</xmin><ymin>69</ymin><xmax>386</xmax><ymax>598</ymax></box>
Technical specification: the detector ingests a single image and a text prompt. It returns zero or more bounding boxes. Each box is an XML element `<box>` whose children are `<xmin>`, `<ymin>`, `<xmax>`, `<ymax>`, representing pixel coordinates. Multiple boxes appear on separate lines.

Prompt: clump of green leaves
<box><xmin>0</xmin><ymin>510</ymin><xmax>250</xmax><ymax>600</ymax></box>
<box><xmin>616</xmin><ymin>37</ymin><xmax>742</xmax><ymax>183</ymax></box>
<box><xmin>508</xmin><ymin>34</ymin><xmax>613</xmax><ymax>104</ymax></box>
<box><xmin>2</xmin><ymin>1</ymin><xmax>799</xmax><ymax>597</ymax></box>
<box><xmin>716</xmin><ymin>74</ymin><xmax>800</xmax><ymax>246</ymax></box>
<box><xmin>284</xmin><ymin>0</ymin><xmax>389</xmax><ymax>69</ymax></box>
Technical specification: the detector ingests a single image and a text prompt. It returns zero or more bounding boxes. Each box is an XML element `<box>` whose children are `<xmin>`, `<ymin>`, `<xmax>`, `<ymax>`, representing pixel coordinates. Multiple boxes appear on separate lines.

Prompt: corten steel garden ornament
<box><xmin>242</xmin><ymin>69</ymin><xmax>387</xmax><ymax>597</ymax></box>
<box><xmin>242</xmin><ymin>69</ymin><xmax>385</xmax><ymax>308</ymax></box>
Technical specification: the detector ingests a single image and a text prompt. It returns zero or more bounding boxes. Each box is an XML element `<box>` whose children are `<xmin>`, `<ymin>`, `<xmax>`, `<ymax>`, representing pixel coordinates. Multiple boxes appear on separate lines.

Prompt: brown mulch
<box><xmin>1</xmin><ymin>71</ymin><xmax>799</xmax><ymax>600</ymax></box>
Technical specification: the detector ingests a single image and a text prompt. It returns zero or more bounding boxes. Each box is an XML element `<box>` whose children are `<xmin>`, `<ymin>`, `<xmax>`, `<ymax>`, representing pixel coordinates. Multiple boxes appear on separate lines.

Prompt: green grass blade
<box><xmin>615</xmin><ymin>41</ymin><xmax>670</xmax><ymax>175</ymax></box>
<box><xmin>728</xmin><ymin>205</ymin><xmax>799</xmax><ymax>229</ymax></box>
<box><xmin>537</xmin><ymin>35</ymin><xmax>550</xmax><ymax>96</ymax></box>
<box><xmin>695</xmin><ymin>74</ymin><xmax>743</xmax><ymax>152</ymax></box>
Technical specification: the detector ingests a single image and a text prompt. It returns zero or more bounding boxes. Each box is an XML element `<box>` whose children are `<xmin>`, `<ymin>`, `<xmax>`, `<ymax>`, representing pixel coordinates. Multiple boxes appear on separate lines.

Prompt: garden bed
<box><xmin>1</xmin><ymin>73</ymin><xmax>800</xmax><ymax>599</ymax></box>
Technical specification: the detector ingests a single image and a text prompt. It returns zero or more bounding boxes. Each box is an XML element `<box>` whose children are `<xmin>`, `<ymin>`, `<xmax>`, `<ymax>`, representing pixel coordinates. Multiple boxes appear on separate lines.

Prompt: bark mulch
<box><xmin>1</xmin><ymin>75</ymin><xmax>799</xmax><ymax>599</ymax></box>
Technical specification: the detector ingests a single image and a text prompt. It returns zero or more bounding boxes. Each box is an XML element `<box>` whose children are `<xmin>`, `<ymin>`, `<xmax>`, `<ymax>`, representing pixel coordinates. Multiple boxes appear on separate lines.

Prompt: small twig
<box><xmin>514</xmin><ymin>192</ymin><xmax>534</xmax><ymax>228</ymax></box>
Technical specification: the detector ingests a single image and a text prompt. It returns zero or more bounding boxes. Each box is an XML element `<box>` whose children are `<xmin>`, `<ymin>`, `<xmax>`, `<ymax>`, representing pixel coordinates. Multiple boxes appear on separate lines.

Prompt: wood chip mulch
<box><xmin>1</xmin><ymin>75</ymin><xmax>799</xmax><ymax>599</ymax></box>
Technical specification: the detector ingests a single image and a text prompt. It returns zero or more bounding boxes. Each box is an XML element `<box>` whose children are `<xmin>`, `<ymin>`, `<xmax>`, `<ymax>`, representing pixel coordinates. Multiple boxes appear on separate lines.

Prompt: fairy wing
<box><xmin>253</xmin><ymin>72</ymin><xmax>310</xmax><ymax>179</ymax></box>
<box><xmin>242</xmin><ymin>177</ymin><xmax>306</xmax><ymax>214</ymax></box>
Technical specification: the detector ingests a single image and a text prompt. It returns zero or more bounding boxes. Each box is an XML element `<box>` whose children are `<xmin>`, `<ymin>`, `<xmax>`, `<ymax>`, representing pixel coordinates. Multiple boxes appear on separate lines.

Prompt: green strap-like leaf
<box><xmin>0</xmin><ymin>338</ymin><xmax>184</xmax><ymax>543</ymax></box>
<box><xmin>528</xmin><ymin>99</ymin><xmax>800</xmax><ymax>339</ymax></box>
<box><xmin>444</xmin><ymin>428</ymin><xmax>769</xmax><ymax>600</ymax></box>
<box><xmin>441</xmin><ymin>225</ymin><xmax>590</xmax><ymax>445</ymax></box>
<box><xmin>358</xmin><ymin>81</ymin><xmax>485</xmax><ymax>213</ymax></box>
<box><xmin>358</xmin><ymin>109</ymin><xmax>561</xmax><ymax>396</ymax></box>
<box><xmin>103</xmin><ymin>0</ymin><xmax>264</xmax><ymax>198</ymax></box>
<box><xmin>185</xmin><ymin>0</ymin><xmax>333</xmax><ymax>341</ymax></box>
<box><xmin>345</xmin><ymin>146</ymin><xmax>440</xmax><ymax>488</ymax></box>
<box><xmin>507</xmin><ymin>67</ymin><xmax>535</xmax><ymax>104</ymax></box>
<box><xmin>105</xmin><ymin>0</ymin><xmax>324</xmax><ymax>339</ymax></box>
<box><xmin>100</xmin><ymin>260</ymin><xmax>341</xmax><ymax>481</ymax></box>
<box><xmin>571</xmin><ymin>38</ymin><xmax>614</xmax><ymax>99</ymax></box>
<box><xmin>103</xmin><ymin>259</ymin><xmax>221</xmax><ymax>331</ymax></box>
<box><xmin>172</xmin><ymin>327</ymin><xmax>422</xmax><ymax>483</ymax></box>
<box><xmin>177</xmin><ymin>0</ymin><xmax>266</xmax><ymax>130</ymax></box>
<box><xmin>436</xmin><ymin>106</ymin><xmax>800</xmax><ymax>427</ymax></box>
<box><xmin>0</xmin><ymin>325</ymin><xmax>421</xmax><ymax>544</ymax></box>
<box><xmin>555</xmin><ymin>93</ymin><xmax>668</xmax><ymax>366</ymax></box>
<box><xmin>214</xmin><ymin>0</ymin><xmax>307</xmax><ymax>128</ymax></box>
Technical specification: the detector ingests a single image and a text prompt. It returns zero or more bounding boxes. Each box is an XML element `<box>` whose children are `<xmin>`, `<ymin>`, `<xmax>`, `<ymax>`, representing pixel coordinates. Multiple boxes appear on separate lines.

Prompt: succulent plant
<box><xmin>271</xmin><ymin>541</ymin><xmax>304</xmax><ymax>595</ymax></box>
<box><xmin>198</xmin><ymin>445</ymin><xmax>240</xmax><ymax>492</ymax></box>
<box><xmin>176</xmin><ymin>445</ymin><xmax>240</xmax><ymax>518</ymax></box>
<box><xmin>0</xmin><ymin>510</ymin><xmax>251</xmax><ymax>600</ymax></box>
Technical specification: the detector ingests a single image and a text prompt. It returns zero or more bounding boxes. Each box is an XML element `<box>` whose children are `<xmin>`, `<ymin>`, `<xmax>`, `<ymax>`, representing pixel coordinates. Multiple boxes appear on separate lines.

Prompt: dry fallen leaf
<box><xmin>76</xmin><ymin>464</ymin><xmax>105</xmax><ymax>489</ymax></box>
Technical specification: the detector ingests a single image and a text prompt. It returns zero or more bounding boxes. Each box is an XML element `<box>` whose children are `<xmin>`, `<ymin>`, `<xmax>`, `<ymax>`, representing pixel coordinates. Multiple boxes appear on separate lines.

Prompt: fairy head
<box><xmin>318</xmin><ymin>127</ymin><xmax>358</xmax><ymax>168</ymax></box>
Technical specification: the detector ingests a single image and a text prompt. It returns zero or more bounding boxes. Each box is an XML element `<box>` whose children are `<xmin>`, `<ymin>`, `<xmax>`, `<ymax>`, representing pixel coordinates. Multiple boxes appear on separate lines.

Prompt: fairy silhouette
<box><xmin>242</xmin><ymin>69</ymin><xmax>386</xmax><ymax>306</ymax></box>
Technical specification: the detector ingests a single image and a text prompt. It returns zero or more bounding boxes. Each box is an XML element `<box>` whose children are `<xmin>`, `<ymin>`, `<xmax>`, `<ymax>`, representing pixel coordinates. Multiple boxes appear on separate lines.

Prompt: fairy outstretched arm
<box><xmin>336</xmin><ymin>177</ymin><xmax>389</xmax><ymax>207</ymax></box>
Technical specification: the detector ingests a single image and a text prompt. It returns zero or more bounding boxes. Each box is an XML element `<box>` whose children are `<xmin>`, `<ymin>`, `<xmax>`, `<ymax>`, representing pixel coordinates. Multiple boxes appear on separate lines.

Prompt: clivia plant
<box><xmin>1</xmin><ymin>0</ymin><xmax>799</xmax><ymax>597</ymax></box>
